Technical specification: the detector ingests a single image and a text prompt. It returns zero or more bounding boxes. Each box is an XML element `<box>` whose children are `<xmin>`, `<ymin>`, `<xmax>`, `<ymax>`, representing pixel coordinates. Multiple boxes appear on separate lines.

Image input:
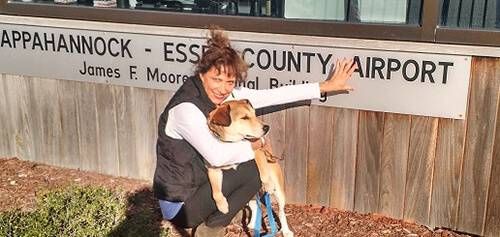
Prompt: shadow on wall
<box><xmin>108</xmin><ymin>187</ymin><xmax>189</xmax><ymax>237</ymax></box>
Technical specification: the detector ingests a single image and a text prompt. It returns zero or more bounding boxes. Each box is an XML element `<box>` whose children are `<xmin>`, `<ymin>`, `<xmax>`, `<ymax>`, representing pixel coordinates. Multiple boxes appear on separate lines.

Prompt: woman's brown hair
<box><xmin>195</xmin><ymin>26</ymin><xmax>248</xmax><ymax>83</ymax></box>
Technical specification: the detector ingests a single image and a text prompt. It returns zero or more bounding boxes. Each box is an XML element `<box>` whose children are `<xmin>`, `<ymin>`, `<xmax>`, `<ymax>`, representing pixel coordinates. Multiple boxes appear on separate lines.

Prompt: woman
<box><xmin>153</xmin><ymin>27</ymin><xmax>356</xmax><ymax>236</ymax></box>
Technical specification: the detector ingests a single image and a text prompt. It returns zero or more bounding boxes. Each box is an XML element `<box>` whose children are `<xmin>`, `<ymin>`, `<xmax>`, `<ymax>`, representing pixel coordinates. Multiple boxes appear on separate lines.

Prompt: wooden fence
<box><xmin>0</xmin><ymin>57</ymin><xmax>499</xmax><ymax>236</ymax></box>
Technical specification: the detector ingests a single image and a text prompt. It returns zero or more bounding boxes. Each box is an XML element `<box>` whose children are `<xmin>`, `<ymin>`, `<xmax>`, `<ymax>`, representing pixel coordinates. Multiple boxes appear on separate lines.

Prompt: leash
<box><xmin>253</xmin><ymin>192</ymin><xmax>278</xmax><ymax>237</ymax></box>
<box><xmin>258</xmin><ymin>137</ymin><xmax>282</xmax><ymax>163</ymax></box>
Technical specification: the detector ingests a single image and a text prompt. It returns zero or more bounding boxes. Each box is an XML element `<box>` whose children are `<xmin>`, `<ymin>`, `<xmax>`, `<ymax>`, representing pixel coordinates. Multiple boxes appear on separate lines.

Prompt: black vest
<box><xmin>153</xmin><ymin>75</ymin><xmax>216</xmax><ymax>201</ymax></box>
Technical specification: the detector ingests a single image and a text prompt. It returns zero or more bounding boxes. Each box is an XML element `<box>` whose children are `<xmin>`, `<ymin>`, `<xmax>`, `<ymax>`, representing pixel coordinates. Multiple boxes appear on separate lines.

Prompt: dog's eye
<box><xmin>241</xmin><ymin>116</ymin><xmax>249</xmax><ymax>120</ymax></box>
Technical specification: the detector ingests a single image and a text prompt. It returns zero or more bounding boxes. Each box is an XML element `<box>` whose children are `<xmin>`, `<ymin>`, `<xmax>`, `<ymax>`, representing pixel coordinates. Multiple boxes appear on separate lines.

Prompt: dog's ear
<box><xmin>241</xmin><ymin>99</ymin><xmax>253</xmax><ymax>108</ymax></box>
<box><xmin>211</xmin><ymin>104</ymin><xmax>232</xmax><ymax>127</ymax></box>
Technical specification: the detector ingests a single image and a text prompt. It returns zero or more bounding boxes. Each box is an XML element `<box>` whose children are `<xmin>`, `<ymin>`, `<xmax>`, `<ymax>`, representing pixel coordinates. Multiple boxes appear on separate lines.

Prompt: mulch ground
<box><xmin>0</xmin><ymin>157</ymin><xmax>471</xmax><ymax>237</ymax></box>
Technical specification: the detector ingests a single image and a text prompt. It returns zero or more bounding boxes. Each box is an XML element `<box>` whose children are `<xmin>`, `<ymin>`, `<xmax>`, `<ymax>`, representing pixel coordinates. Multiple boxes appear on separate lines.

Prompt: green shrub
<box><xmin>0</xmin><ymin>209</ymin><xmax>45</xmax><ymax>236</ymax></box>
<box><xmin>0</xmin><ymin>185</ymin><xmax>127</xmax><ymax>237</ymax></box>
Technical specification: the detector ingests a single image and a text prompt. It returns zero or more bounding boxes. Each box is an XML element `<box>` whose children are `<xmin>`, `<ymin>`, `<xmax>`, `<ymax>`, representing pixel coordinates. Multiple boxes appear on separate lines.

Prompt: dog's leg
<box><xmin>207</xmin><ymin>168</ymin><xmax>229</xmax><ymax>214</ymax></box>
<box><xmin>254</xmin><ymin>149</ymin><xmax>270</xmax><ymax>184</ymax></box>
<box><xmin>246</xmin><ymin>199</ymin><xmax>258</xmax><ymax>230</ymax></box>
<box><xmin>272</xmin><ymin>169</ymin><xmax>293</xmax><ymax>237</ymax></box>
<box><xmin>274</xmin><ymin>190</ymin><xmax>293</xmax><ymax>237</ymax></box>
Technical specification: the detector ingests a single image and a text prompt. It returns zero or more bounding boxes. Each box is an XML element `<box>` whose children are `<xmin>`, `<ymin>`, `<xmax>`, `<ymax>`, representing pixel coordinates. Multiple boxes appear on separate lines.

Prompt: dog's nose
<box><xmin>263</xmin><ymin>125</ymin><xmax>270</xmax><ymax>133</ymax></box>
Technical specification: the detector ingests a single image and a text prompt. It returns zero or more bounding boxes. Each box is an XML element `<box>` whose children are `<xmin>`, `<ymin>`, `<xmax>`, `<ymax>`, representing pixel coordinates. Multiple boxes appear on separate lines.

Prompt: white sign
<box><xmin>0</xmin><ymin>24</ymin><xmax>471</xmax><ymax>119</ymax></box>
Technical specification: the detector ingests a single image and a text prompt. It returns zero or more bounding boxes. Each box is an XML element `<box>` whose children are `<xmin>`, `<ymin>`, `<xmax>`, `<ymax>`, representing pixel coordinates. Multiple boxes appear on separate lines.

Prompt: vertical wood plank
<box><xmin>484</xmin><ymin>78</ymin><xmax>500</xmax><ymax>236</ymax></box>
<box><xmin>284</xmin><ymin>105</ymin><xmax>310</xmax><ymax>204</ymax></box>
<box><xmin>262</xmin><ymin>110</ymin><xmax>287</xmax><ymax>164</ymax></box>
<box><xmin>116</xmin><ymin>86</ymin><xmax>137</xmax><ymax>178</ymax></box>
<box><xmin>95</xmin><ymin>83</ymin><xmax>119</xmax><ymax>176</ymax></box>
<box><xmin>76</xmin><ymin>82</ymin><xmax>99</xmax><ymax>172</ymax></box>
<box><xmin>354</xmin><ymin>111</ymin><xmax>384</xmax><ymax>213</ymax></box>
<box><xmin>57</xmin><ymin>80</ymin><xmax>80</xmax><ymax>169</ymax></box>
<box><xmin>458</xmin><ymin>57</ymin><xmax>499</xmax><ymax>234</ymax></box>
<box><xmin>4</xmin><ymin>75</ymin><xmax>36</xmax><ymax>162</ymax></box>
<box><xmin>35</xmin><ymin>78</ymin><xmax>62</xmax><ymax>166</ymax></box>
<box><xmin>404</xmin><ymin>116</ymin><xmax>438</xmax><ymax>225</ymax></box>
<box><xmin>429</xmin><ymin>118</ymin><xmax>466</xmax><ymax>229</ymax></box>
<box><xmin>26</xmin><ymin>77</ymin><xmax>45</xmax><ymax>164</ymax></box>
<box><xmin>306</xmin><ymin>105</ymin><xmax>334</xmax><ymax>206</ymax></box>
<box><xmin>0</xmin><ymin>74</ymin><xmax>15</xmax><ymax>157</ymax></box>
<box><xmin>132</xmin><ymin>87</ymin><xmax>156</xmax><ymax>181</ymax></box>
<box><xmin>329</xmin><ymin>108</ymin><xmax>358</xmax><ymax>211</ymax></box>
<box><xmin>378</xmin><ymin>113</ymin><xmax>411</xmax><ymax>219</ymax></box>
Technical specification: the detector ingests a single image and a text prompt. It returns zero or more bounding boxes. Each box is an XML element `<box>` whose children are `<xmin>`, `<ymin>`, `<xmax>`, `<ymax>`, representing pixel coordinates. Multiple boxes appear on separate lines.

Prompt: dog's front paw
<box><xmin>215</xmin><ymin>197</ymin><xmax>229</xmax><ymax>214</ymax></box>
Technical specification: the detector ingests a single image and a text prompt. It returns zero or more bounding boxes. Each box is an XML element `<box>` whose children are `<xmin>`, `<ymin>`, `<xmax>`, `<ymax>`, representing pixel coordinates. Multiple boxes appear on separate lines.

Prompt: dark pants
<box><xmin>171</xmin><ymin>159</ymin><xmax>261</xmax><ymax>228</ymax></box>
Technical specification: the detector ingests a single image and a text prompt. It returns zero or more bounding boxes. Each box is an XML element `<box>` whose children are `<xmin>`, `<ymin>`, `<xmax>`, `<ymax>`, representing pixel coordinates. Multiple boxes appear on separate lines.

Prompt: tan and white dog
<box><xmin>207</xmin><ymin>99</ymin><xmax>293</xmax><ymax>237</ymax></box>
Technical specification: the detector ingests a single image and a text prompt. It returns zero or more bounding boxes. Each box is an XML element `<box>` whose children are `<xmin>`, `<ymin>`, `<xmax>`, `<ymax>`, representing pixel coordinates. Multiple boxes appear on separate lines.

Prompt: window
<box><xmin>440</xmin><ymin>0</ymin><xmax>499</xmax><ymax>30</ymax></box>
<box><xmin>5</xmin><ymin>0</ymin><xmax>422</xmax><ymax>24</ymax></box>
<box><xmin>436</xmin><ymin>0</ymin><xmax>499</xmax><ymax>46</ymax></box>
<box><xmin>283</xmin><ymin>0</ymin><xmax>421</xmax><ymax>25</ymax></box>
<box><xmin>284</xmin><ymin>0</ymin><xmax>345</xmax><ymax>21</ymax></box>
<box><xmin>357</xmin><ymin>0</ymin><xmax>409</xmax><ymax>23</ymax></box>
<box><xmin>0</xmin><ymin>0</ymin><xmax>498</xmax><ymax>46</ymax></box>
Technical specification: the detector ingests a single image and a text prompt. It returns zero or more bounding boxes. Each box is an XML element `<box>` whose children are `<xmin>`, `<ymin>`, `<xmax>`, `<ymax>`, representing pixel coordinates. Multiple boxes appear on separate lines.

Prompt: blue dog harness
<box><xmin>253</xmin><ymin>192</ymin><xmax>278</xmax><ymax>237</ymax></box>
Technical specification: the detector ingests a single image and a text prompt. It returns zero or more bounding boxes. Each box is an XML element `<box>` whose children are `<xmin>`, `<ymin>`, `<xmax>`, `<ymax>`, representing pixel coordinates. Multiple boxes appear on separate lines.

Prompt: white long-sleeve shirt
<box><xmin>164</xmin><ymin>82</ymin><xmax>321</xmax><ymax>167</ymax></box>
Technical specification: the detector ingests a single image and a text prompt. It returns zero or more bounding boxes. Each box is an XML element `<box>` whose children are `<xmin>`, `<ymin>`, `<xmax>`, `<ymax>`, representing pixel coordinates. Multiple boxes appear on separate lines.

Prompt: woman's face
<box><xmin>200</xmin><ymin>66</ymin><xmax>236</xmax><ymax>105</ymax></box>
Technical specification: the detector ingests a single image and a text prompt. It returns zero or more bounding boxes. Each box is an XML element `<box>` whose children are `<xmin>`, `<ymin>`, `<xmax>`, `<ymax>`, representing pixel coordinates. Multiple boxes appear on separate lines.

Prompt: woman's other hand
<box><xmin>319</xmin><ymin>58</ymin><xmax>357</xmax><ymax>93</ymax></box>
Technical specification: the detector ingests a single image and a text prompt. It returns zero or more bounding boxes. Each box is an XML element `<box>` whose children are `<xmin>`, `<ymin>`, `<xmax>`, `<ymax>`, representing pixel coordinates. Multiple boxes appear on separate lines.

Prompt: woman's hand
<box><xmin>319</xmin><ymin>58</ymin><xmax>357</xmax><ymax>93</ymax></box>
